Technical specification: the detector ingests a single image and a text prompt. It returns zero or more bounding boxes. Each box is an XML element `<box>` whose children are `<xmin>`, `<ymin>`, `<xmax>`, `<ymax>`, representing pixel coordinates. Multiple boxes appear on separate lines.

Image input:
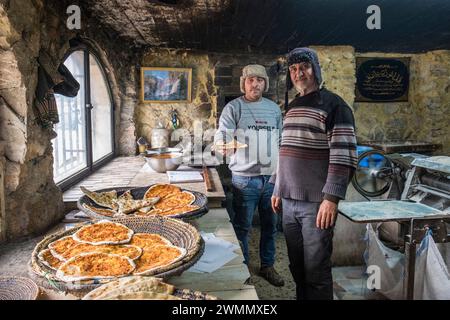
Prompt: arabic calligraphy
<box><xmin>356</xmin><ymin>58</ymin><xmax>410</xmax><ymax>102</ymax></box>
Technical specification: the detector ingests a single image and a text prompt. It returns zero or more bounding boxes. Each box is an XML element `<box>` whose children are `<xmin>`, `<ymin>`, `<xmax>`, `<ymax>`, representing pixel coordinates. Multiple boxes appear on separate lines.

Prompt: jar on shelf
<box><xmin>151</xmin><ymin>128</ymin><xmax>170</xmax><ymax>148</ymax></box>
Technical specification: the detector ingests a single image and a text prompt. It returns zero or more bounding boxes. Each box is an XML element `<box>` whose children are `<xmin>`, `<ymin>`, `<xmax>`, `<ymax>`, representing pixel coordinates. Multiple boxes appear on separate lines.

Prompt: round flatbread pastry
<box><xmin>154</xmin><ymin>205</ymin><xmax>200</xmax><ymax>216</ymax></box>
<box><xmin>60</xmin><ymin>243</ymin><xmax>143</xmax><ymax>261</ymax></box>
<box><xmin>135</xmin><ymin>208</ymin><xmax>165</xmax><ymax>216</ymax></box>
<box><xmin>154</xmin><ymin>191</ymin><xmax>195</xmax><ymax>210</ymax></box>
<box><xmin>73</xmin><ymin>220</ymin><xmax>134</xmax><ymax>245</ymax></box>
<box><xmin>144</xmin><ymin>184</ymin><xmax>181</xmax><ymax>200</ymax></box>
<box><xmin>140</xmin><ymin>205</ymin><xmax>200</xmax><ymax>217</ymax></box>
<box><xmin>56</xmin><ymin>252</ymin><xmax>136</xmax><ymax>282</ymax></box>
<box><xmin>48</xmin><ymin>235</ymin><xmax>81</xmax><ymax>261</ymax></box>
<box><xmin>129</xmin><ymin>233</ymin><xmax>172</xmax><ymax>249</ymax></box>
<box><xmin>38</xmin><ymin>249</ymin><xmax>63</xmax><ymax>271</ymax></box>
<box><xmin>133</xmin><ymin>244</ymin><xmax>186</xmax><ymax>276</ymax></box>
<box><xmin>103</xmin><ymin>291</ymin><xmax>182</xmax><ymax>300</ymax></box>
<box><xmin>82</xmin><ymin>203</ymin><xmax>116</xmax><ymax>218</ymax></box>
<box><xmin>83</xmin><ymin>276</ymin><xmax>176</xmax><ymax>300</ymax></box>
<box><xmin>82</xmin><ymin>276</ymin><xmax>157</xmax><ymax>300</ymax></box>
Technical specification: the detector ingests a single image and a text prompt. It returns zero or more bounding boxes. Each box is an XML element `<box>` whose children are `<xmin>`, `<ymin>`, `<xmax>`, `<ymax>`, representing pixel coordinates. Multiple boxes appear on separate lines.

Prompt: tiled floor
<box><xmin>332</xmin><ymin>266</ymin><xmax>386</xmax><ymax>300</ymax></box>
<box><xmin>247</xmin><ymin>226</ymin><xmax>386</xmax><ymax>300</ymax></box>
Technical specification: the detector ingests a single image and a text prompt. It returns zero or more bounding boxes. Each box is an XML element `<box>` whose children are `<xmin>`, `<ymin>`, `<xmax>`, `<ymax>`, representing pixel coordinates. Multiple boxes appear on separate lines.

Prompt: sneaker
<box><xmin>259</xmin><ymin>266</ymin><xmax>285</xmax><ymax>287</ymax></box>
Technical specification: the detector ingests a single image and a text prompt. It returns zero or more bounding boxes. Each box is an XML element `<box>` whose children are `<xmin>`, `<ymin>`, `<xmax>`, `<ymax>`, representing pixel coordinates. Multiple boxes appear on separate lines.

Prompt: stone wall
<box><xmin>0</xmin><ymin>155</ymin><xmax>5</xmax><ymax>242</ymax></box>
<box><xmin>135</xmin><ymin>45</ymin><xmax>450</xmax><ymax>153</ymax></box>
<box><xmin>0</xmin><ymin>0</ymin><xmax>139</xmax><ymax>242</ymax></box>
<box><xmin>354</xmin><ymin>51</ymin><xmax>450</xmax><ymax>154</ymax></box>
<box><xmin>0</xmin><ymin>0</ymin><xmax>64</xmax><ymax>242</ymax></box>
<box><xmin>313</xmin><ymin>46</ymin><xmax>356</xmax><ymax>107</ymax></box>
<box><xmin>211</xmin><ymin>53</ymin><xmax>285</xmax><ymax>112</ymax></box>
<box><xmin>136</xmin><ymin>46</ymin><xmax>358</xmax><ymax>143</ymax></box>
<box><xmin>135</xmin><ymin>50</ymin><xmax>217</xmax><ymax>146</ymax></box>
<box><xmin>136</xmin><ymin>50</ymin><xmax>292</xmax><ymax>146</ymax></box>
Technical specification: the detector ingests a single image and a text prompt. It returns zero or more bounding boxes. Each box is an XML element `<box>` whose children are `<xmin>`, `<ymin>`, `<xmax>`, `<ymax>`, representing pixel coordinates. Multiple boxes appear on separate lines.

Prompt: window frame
<box><xmin>55</xmin><ymin>46</ymin><xmax>116</xmax><ymax>191</ymax></box>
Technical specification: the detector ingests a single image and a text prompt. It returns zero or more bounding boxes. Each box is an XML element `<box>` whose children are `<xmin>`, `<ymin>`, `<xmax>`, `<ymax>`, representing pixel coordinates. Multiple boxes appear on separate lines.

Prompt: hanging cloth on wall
<box><xmin>34</xmin><ymin>66</ymin><xmax>59</xmax><ymax>128</ymax></box>
<box><xmin>34</xmin><ymin>52</ymin><xmax>80</xmax><ymax>128</ymax></box>
<box><xmin>54</xmin><ymin>64</ymin><xmax>80</xmax><ymax>97</ymax></box>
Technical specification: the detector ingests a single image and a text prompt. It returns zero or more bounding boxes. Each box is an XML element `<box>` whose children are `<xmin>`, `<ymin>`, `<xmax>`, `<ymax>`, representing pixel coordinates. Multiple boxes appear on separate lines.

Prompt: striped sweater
<box><xmin>271</xmin><ymin>88</ymin><xmax>357</xmax><ymax>203</ymax></box>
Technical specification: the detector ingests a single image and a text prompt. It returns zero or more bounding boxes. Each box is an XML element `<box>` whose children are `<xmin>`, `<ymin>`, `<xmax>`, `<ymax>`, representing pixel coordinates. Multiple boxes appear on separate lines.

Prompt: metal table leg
<box><xmin>403</xmin><ymin>238</ymin><xmax>416</xmax><ymax>300</ymax></box>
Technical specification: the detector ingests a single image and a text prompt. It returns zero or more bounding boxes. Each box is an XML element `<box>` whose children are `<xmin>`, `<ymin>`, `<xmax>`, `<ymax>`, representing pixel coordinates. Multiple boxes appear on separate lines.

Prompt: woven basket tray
<box><xmin>0</xmin><ymin>276</ymin><xmax>39</xmax><ymax>300</ymax></box>
<box><xmin>77</xmin><ymin>186</ymin><xmax>209</xmax><ymax>221</ymax></box>
<box><xmin>30</xmin><ymin>216</ymin><xmax>204</xmax><ymax>292</ymax></box>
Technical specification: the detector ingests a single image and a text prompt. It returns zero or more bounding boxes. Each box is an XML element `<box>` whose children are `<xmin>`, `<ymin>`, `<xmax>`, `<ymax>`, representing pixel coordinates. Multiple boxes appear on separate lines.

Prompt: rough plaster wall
<box><xmin>210</xmin><ymin>52</ymin><xmax>285</xmax><ymax>104</ymax></box>
<box><xmin>0</xmin><ymin>0</ymin><xmax>137</xmax><ymax>241</ymax></box>
<box><xmin>136</xmin><ymin>49</ymin><xmax>217</xmax><ymax>146</ymax></box>
<box><xmin>0</xmin><ymin>154</ymin><xmax>5</xmax><ymax>242</ymax></box>
<box><xmin>355</xmin><ymin>51</ymin><xmax>450</xmax><ymax>154</ymax></box>
<box><xmin>0</xmin><ymin>0</ymin><xmax>65</xmax><ymax>242</ymax></box>
<box><xmin>314</xmin><ymin>46</ymin><xmax>356</xmax><ymax>107</ymax></box>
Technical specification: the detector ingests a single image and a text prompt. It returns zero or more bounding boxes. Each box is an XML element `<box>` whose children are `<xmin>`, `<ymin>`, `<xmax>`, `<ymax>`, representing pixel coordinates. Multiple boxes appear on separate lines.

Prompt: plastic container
<box><xmin>151</xmin><ymin>128</ymin><xmax>170</xmax><ymax>148</ymax></box>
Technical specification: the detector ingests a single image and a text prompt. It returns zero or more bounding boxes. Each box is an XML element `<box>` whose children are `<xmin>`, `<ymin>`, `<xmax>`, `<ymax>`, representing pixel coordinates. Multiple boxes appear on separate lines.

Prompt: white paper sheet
<box><xmin>167</xmin><ymin>170</ymin><xmax>204</xmax><ymax>183</ymax></box>
<box><xmin>189</xmin><ymin>232</ymin><xmax>240</xmax><ymax>273</ymax></box>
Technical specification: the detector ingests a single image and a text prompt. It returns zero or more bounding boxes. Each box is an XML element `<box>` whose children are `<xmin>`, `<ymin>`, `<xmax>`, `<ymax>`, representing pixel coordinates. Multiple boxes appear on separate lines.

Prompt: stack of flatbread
<box><xmin>80</xmin><ymin>184</ymin><xmax>200</xmax><ymax>218</ymax></box>
<box><xmin>80</xmin><ymin>187</ymin><xmax>160</xmax><ymax>218</ymax></box>
<box><xmin>38</xmin><ymin>220</ymin><xmax>186</xmax><ymax>282</ymax></box>
<box><xmin>137</xmin><ymin>184</ymin><xmax>200</xmax><ymax>217</ymax></box>
<box><xmin>82</xmin><ymin>276</ymin><xmax>182</xmax><ymax>300</ymax></box>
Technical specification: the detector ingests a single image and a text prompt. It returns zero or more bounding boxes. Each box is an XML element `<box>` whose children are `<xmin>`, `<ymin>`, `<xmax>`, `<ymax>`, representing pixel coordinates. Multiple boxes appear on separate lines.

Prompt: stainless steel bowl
<box><xmin>146</xmin><ymin>147</ymin><xmax>183</xmax><ymax>155</ymax></box>
<box><xmin>145</xmin><ymin>152</ymin><xmax>183</xmax><ymax>173</ymax></box>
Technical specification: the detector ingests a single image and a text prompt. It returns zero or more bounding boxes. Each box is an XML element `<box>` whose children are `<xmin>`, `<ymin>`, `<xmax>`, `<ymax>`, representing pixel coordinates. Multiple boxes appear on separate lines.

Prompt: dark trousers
<box><xmin>282</xmin><ymin>198</ymin><xmax>334</xmax><ymax>300</ymax></box>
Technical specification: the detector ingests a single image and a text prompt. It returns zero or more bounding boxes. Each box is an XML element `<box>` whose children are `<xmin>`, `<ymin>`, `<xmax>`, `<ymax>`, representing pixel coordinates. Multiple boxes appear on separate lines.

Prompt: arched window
<box><xmin>53</xmin><ymin>49</ymin><xmax>114</xmax><ymax>189</ymax></box>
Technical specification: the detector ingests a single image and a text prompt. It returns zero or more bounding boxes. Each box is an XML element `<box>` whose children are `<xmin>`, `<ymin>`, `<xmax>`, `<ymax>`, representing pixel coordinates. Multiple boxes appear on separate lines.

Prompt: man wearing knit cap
<box><xmin>270</xmin><ymin>48</ymin><xmax>357</xmax><ymax>299</ymax></box>
<box><xmin>214</xmin><ymin>64</ymin><xmax>284</xmax><ymax>287</ymax></box>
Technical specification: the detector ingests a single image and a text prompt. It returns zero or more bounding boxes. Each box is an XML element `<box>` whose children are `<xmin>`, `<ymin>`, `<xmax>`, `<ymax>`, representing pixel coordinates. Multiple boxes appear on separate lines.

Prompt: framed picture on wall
<box><xmin>355</xmin><ymin>57</ymin><xmax>410</xmax><ymax>102</ymax></box>
<box><xmin>141</xmin><ymin>67</ymin><xmax>192</xmax><ymax>103</ymax></box>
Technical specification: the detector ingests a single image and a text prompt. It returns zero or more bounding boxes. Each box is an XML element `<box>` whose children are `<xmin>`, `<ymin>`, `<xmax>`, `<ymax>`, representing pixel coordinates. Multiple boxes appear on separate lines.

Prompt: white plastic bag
<box><xmin>414</xmin><ymin>231</ymin><xmax>450</xmax><ymax>299</ymax></box>
<box><xmin>365</xmin><ymin>224</ymin><xmax>404</xmax><ymax>299</ymax></box>
<box><xmin>366</xmin><ymin>224</ymin><xmax>450</xmax><ymax>300</ymax></box>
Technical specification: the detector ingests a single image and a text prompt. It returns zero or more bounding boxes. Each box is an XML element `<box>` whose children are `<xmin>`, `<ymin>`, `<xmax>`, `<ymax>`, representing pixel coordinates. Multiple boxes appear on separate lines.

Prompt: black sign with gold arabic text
<box><xmin>355</xmin><ymin>58</ymin><xmax>410</xmax><ymax>102</ymax></box>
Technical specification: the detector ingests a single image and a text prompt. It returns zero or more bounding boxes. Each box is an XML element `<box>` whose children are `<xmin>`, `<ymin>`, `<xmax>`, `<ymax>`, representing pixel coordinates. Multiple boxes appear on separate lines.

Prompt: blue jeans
<box><xmin>231</xmin><ymin>174</ymin><xmax>277</xmax><ymax>267</ymax></box>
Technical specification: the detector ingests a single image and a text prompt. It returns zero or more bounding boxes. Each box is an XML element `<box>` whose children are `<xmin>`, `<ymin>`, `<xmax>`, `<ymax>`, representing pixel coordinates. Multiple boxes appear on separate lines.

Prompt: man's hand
<box><xmin>316</xmin><ymin>199</ymin><xmax>338</xmax><ymax>229</ymax></box>
<box><xmin>271</xmin><ymin>196</ymin><xmax>282</xmax><ymax>214</ymax></box>
<box><xmin>214</xmin><ymin>146</ymin><xmax>236</xmax><ymax>157</ymax></box>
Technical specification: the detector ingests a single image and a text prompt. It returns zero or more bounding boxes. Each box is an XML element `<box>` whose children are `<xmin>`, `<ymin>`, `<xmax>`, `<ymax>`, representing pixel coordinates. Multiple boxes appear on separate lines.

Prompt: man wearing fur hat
<box><xmin>270</xmin><ymin>48</ymin><xmax>357</xmax><ymax>299</ymax></box>
<box><xmin>214</xmin><ymin>64</ymin><xmax>284</xmax><ymax>287</ymax></box>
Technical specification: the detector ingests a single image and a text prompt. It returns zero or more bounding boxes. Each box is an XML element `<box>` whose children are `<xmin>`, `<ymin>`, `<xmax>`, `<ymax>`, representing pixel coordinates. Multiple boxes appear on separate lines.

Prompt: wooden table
<box><xmin>127</xmin><ymin>163</ymin><xmax>256</xmax><ymax>299</ymax></box>
<box><xmin>63</xmin><ymin>157</ymin><xmax>226</xmax><ymax>209</ymax></box>
<box><xmin>59</xmin><ymin>157</ymin><xmax>257</xmax><ymax>299</ymax></box>
<box><xmin>170</xmin><ymin>208</ymin><xmax>258</xmax><ymax>299</ymax></box>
